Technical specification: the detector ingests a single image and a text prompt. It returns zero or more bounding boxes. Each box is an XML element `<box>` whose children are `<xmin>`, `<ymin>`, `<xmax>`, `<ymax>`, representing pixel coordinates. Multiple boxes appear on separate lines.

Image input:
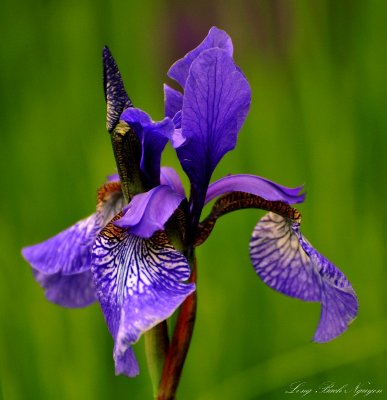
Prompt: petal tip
<box><xmin>103</xmin><ymin>47</ymin><xmax>133</xmax><ymax>132</ymax></box>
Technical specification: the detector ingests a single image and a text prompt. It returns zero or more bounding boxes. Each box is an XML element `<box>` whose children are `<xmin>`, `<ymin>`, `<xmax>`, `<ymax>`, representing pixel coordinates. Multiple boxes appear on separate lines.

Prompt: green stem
<box><xmin>145</xmin><ymin>321</ymin><xmax>170</xmax><ymax>398</ymax></box>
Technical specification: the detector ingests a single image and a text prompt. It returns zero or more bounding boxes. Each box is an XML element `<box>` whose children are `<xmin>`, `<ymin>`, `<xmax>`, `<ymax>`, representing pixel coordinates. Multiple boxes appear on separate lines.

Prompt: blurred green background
<box><xmin>1</xmin><ymin>0</ymin><xmax>386</xmax><ymax>399</ymax></box>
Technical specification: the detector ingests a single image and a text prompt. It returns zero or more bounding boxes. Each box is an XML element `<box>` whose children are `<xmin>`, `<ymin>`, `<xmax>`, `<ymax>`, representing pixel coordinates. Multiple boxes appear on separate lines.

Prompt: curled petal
<box><xmin>164</xmin><ymin>84</ymin><xmax>183</xmax><ymax>119</ymax></box>
<box><xmin>120</xmin><ymin>108</ymin><xmax>174</xmax><ymax>186</ymax></box>
<box><xmin>205</xmin><ymin>174</ymin><xmax>305</xmax><ymax>205</ymax></box>
<box><xmin>195</xmin><ymin>192</ymin><xmax>301</xmax><ymax>247</ymax></box>
<box><xmin>115</xmin><ymin>185</ymin><xmax>185</xmax><ymax>238</ymax></box>
<box><xmin>32</xmin><ymin>269</ymin><xmax>96</xmax><ymax>308</ymax></box>
<box><xmin>168</xmin><ymin>26</ymin><xmax>233</xmax><ymax>88</ymax></box>
<box><xmin>92</xmin><ymin>222</ymin><xmax>195</xmax><ymax>376</ymax></box>
<box><xmin>160</xmin><ymin>167</ymin><xmax>186</xmax><ymax>197</ymax></box>
<box><xmin>250</xmin><ymin>212</ymin><xmax>358</xmax><ymax>342</ymax></box>
<box><xmin>297</xmin><ymin>233</ymin><xmax>358</xmax><ymax>342</ymax></box>
<box><xmin>178</xmin><ymin>48</ymin><xmax>251</xmax><ymax>218</ymax></box>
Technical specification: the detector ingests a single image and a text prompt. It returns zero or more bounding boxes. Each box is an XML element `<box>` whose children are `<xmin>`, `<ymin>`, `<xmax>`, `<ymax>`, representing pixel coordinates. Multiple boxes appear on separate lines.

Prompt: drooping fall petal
<box><xmin>92</xmin><ymin>220</ymin><xmax>195</xmax><ymax>376</ymax></box>
<box><xmin>22</xmin><ymin>181</ymin><xmax>124</xmax><ymax>307</ymax></box>
<box><xmin>250</xmin><ymin>212</ymin><xmax>358</xmax><ymax>342</ymax></box>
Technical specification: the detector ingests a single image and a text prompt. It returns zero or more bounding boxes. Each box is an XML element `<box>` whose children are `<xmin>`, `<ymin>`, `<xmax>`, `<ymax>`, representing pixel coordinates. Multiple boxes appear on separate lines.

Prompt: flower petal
<box><xmin>168</xmin><ymin>26</ymin><xmax>233</xmax><ymax>88</ymax></box>
<box><xmin>178</xmin><ymin>48</ymin><xmax>251</xmax><ymax>218</ymax></box>
<box><xmin>22</xmin><ymin>181</ymin><xmax>124</xmax><ymax>307</ymax></box>
<box><xmin>205</xmin><ymin>174</ymin><xmax>305</xmax><ymax>205</ymax></box>
<box><xmin>171</xmin><ymin>126</ymin><xmax>185</xmax><ymax>147</ymax></box>
<box><xmin>250</xmin><ymin>212</ymin><xmax>358</xmax><ymax>342</ymax></box>
<box><xmin>107</xmin><ymin>173</ymin><xmax>119</xmax><ymax>182</ymax></box>
<box><xmin>22</xmin><ymin>181</ymin><xmax>124</xmax><ymax>277</ymax></box>
<box><xmin>115</xmin><ymin>185</ymin><xmax>185</xmax><ymax>238</ymax></box>
<box><xmin>113</xmin><ymin>345</ymin><xmax>139</xmax><ymax>377</ymax></box>
<box><xmin>32</xmin><ymin>269</ymin><xmax>96</xmax><ymax>308</ymax></box>
<box><xmin>120</xmin><ymin>108</ymin><xmax>174</xmax><ymax>187</ymax></box>
<box><xmin>92</xmin><ymin>222</ymin><xmax>195</xmax><ymax>376</ymax></box>
<box><xmin>297</xmin><ymin>232</ymin><xmax>358</xmax><ymax>342</ymax></box>
<box><xmin>160</xmin><ymin>166</ymin><xmax>186</xmax><ymax>197</ymax></box>
<box><xmin>164</xmin><ymin>84</ymin><xmax>183</xmax><ymax>119</ymax></box>
<box><xmin>22</xmin><ymin>214</ymin><xmax>100</xmax><ymax>276</ymax></box>
<box><xmin>103</xmin><ymin>46</ymin><xmax>133</xmax><ymax>132</ymax></box>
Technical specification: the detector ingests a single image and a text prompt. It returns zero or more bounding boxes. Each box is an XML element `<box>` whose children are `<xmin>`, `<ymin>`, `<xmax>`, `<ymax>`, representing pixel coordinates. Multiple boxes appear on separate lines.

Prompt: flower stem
<box><xmin>157</xmin><ymin>258</ymin><xmax>197</xmax><ymax>400</ymax></box>
<box><xmin>144</xmin><ymin>321</ymin><xmax>170</xmax><ymax>398</ymax></box>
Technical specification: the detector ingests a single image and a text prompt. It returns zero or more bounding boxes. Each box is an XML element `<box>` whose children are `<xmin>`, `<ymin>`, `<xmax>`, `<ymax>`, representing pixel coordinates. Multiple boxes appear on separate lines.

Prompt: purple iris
<box><xmin>22</xmin><ymin>27</ymin><xmax>358</xmax><ymax>378</ymax></box>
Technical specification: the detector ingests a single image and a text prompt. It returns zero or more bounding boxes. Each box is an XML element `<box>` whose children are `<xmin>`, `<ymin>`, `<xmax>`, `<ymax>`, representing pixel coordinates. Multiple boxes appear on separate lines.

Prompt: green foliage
<box><xmin>1</xmin><ymin>1</ymin><xmax>386</xmax><ymax>399</ymax></box>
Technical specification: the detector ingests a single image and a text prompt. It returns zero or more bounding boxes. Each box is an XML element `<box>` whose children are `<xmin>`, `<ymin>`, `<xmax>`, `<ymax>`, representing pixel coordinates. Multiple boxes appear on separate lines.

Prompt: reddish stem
<box><xmin>157</xmin><ymin>260</ymin><xmax>197</xmax><ymax>400</ymax></box>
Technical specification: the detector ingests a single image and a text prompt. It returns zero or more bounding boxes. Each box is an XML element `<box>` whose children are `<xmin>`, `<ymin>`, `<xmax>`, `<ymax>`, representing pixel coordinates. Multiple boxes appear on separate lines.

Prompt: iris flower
<box><xmin>22</xmin><ymin>27</ymin><xmax>358</xmax><ymax>383</ymax></box>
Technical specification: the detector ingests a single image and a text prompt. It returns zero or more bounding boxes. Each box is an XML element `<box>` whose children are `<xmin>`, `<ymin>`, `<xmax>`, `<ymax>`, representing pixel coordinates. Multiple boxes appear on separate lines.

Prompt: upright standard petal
<box><xmin>115</xmin><ymin>185</ymin><xmax>185</xmax><ymax>239</ymax></box>
<box><xmin>178</xmin><ymin>48</ymin><xmax>251</xmax><ymax>217</ymax></box>
<box><xmin>205</xmin><ymin>174</ymin><xmax>305</xmax><ymax>205</ymax></box>
<box><xmin>22</xmin><ymin>181</ymin><xmax>124</xmax><ymax>308</ymax></box>
<box><xmin>92</xmin><ymin>220</ymin><xmax>195</xmax><ymax>376</ymax></box>
<box><xmin>168</xmin><ymin>26</ymin><xmax>233</xmax><ymax>88</ymax></box>
<box><xmin>164</xmin><ymin>84</ymin><xmax>183</xmax><ymax>119</ymax></box>
<box><xmin>103</xmin><ymin>46</ymin><xmax>133</xmax><ymax>132</ymax></box>
<box><xmin>120</xmin><ymin>108</ymin><xmax>174</xmax><ymax>187</ymax></box>
<box><xmin>250</xmin><ymin>212</ymin><xmax>358</xmax><ymax>342</ymax></box>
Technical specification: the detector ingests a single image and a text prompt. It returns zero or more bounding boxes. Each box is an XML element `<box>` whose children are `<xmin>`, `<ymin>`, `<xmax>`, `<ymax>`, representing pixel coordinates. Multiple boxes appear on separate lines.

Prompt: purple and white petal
<box><xmin>297</xmin><ymin>233</ymin><xmax>358</xmax><ymax>343</ymax></box>
<box><xmin>113</xmin><ymin>345</ymin><xmax>139</xmax><ymax>377</ymax></box>
<box><xmin>164</xmin><ymin>84</ymin><xmax>183</xmax><ymax>119</ymax></box>
<box><xmin>32</xmin><ymin>269</ymin><xmax>96</xmax><ymax>308</ymax></box>
<box><xmin>177</xmin><ymin>47</ymin><xmax>251</xmax><ymax>217</ymax></box>
<box><xmin>250</xmin><ymin>212</ymin><xmax>358</xmax><ymax>342</ymax></box>
<box><xmin>22</xmin><ymin>181</ymin><xmax>124</xmax><ymax>308</ymax></box>
<box><xmin>160</xmin><ymin>166</ymin><xmax>186</xmax><ymax>197</ymax></box>
<box><xmin>92</xmin><ymin>223</ymin><xmax>195</xmax><ymax>376</ymax></box>
<box><xmin>120</xmin><ymin>107</ymin><xmax>174</xmax><ymax>186</ymax></box>
<box><xmin>168</xmin><ymin>26</ymin><xmax>233</xmax><ymax>88</ymax></box>
<box><xmin>22</xmin><ymin>182</ymin><xmax>124</xmax><ymax>277</ymax></box>
<box><xmin>205</xmin><ymin>174</ymin><xmax>305</xmax><ymax>205</ymax></box>
<box><xmin>115</xmin><ymin>185</ymin><xmax>185</xmax><ymax>238</ymax></box>
<box><xmin>22</xmin><ymin>214</ymin><xmax>100</xmax><ymax>276</ymax></box>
